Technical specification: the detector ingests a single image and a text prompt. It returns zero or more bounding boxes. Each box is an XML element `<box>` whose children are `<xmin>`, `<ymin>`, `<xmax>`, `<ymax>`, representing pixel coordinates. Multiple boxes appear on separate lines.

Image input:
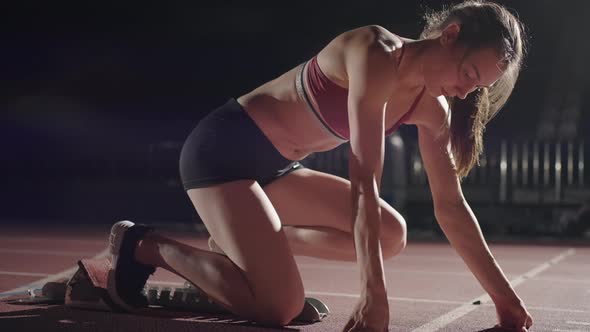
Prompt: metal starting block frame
<box><xmin>143</xmin><ymin>282</ymin><xmax>329</xmax><ymax>323</ymax></box>
<box><xmin>3</xmin><ymin>259</ymin><xmax>329</xmax><ymax>324</ymax></box>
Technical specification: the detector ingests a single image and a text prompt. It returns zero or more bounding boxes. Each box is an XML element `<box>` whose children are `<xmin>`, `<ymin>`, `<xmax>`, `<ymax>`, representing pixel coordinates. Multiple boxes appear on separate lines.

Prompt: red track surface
<box><xmin>0</xmin><ymin>224</ymin><xmax>588</xmax><ymax>331</ymax></box>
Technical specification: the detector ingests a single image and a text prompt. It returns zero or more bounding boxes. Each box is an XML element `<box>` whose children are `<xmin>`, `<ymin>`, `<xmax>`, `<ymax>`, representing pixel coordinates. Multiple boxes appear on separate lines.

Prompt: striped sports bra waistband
<box><xmin>295</xmin><ymin>61</ymin><xmax>349</xmax><ymax>142</ymax></box>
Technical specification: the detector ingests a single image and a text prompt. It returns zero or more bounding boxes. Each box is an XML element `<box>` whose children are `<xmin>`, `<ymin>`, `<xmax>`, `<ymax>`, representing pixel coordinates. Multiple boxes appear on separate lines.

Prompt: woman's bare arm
<box><xmin>344</xmin><ymin>26</ymin><xmax>399</xmax><ymax>292</ymax></box>
<box><xmin>415</xmin><ymin>98</ymin><xmax>521</xmax><ymax>303</ymax></box>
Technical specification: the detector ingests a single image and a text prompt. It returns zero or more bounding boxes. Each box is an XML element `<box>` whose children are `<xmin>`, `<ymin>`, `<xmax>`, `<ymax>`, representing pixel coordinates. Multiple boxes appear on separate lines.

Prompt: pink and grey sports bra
<box><xmin>295</xmin><ymin>46</ymin><xmax>426</xmax><ymax>141</ymax></box>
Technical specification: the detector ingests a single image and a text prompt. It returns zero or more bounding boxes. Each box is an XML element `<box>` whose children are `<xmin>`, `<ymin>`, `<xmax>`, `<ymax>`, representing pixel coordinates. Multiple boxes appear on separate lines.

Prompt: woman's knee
<box><xmin>250</xmin><ymin>288</ymin><xmax>305</xmax><ymax>326</ymax></box>
<box><xmin>379</xmin><ymin>202</ymin><xmax>407</xmax><ymax>259</ymax></box>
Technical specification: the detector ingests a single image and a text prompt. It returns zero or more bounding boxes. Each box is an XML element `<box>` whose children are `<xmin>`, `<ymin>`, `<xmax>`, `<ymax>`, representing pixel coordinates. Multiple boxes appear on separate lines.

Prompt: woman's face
<box><xmin>424</xmin><ymin>23</ymin><xmax>506</xmax><ymax>99</ymax></box>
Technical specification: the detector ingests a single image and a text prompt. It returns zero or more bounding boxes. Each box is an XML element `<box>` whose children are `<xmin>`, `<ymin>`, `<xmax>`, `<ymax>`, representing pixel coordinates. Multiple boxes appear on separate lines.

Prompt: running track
<box><xmin>0</xmin><ymin>224</ymin><xmax>589</xmax><ymax>331</ymax></box>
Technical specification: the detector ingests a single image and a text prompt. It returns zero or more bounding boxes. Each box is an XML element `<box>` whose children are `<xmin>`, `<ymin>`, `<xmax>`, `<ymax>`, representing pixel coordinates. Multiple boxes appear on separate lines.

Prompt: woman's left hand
<box><xmin>493</xmin><ymin>295</ymin><xmax>533</xmax><ymax>331</ymax></box>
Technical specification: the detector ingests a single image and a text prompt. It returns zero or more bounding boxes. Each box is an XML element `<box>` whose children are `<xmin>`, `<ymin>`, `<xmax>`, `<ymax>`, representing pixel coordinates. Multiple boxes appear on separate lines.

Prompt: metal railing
<box><xmin>300</xmin><ymin>134</ymin><xmax>589</xmax><ymax>209</ymax></box>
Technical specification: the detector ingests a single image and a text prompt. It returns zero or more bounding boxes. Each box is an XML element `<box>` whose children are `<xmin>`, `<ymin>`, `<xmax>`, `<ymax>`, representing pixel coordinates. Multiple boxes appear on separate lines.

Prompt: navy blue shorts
<box><xmin>179</xmin><ymin>98</ymin><xmax>304</xmax><ymax>191</ymax></box>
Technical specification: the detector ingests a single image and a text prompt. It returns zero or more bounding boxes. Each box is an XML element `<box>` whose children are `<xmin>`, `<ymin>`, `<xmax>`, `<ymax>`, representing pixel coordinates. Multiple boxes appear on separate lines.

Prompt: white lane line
<box><xmin>528</xmin><ymin>306</ymin><xmax>589</xmax><ymax>314</ymax></box>
<box><xmin>0</xmin><ymin>237</ymin><xmax>105</xmax><ymax>245</ymax></box>
<box><xmin>534</xmin><ymin>277</ymin><xmax>590</xmax><ymax>284</ymax></box>
<box><xmin>0</xmin><ymin>247</ymin><xmax>109</xmax><ymax>299</ymax></box>
<box><xmin>140</xmin><ymin>282</ymin><xmax>466</xmax><ymax>306</ymax></box>
<box><xmin>397</xmin><ymin>255</ymin><xmax>463</xmax><ymax>262</ymax></box>
<box><xmin>398</xmin><ymin>254</ymin><xmax>550</xmax><ymax>264</ymax></box>
<box><xmin>145</xmin><ymin>282</ymin><xmax>590</xmax><ymax>314</ymax></box>
<box><xmin>477</xmin><ymin>303</ymin><xmax>589</xmax><ymax>314</ymax></box>
<box><xmin>568</xmin><ymin>321</ymin><xmax>590</xmax><ymax>326</ymax></box>
<box><xmin>0</xmin><ymin>248</ymin><xmax>97</xmax><ymax>257</ymax></box>
<box><xmin>0</xmin><ymin>314</ymin><xmax>39</xmax><ymax>319</ymax></box>
<box><xmin>137</xmin><ymin>280</ymin><xmax>590</xmax><ymax>314</ymax></box>
<box><xmin>306</xmin><ymin>291</ymin><xmax>464</xmax><ymax>305</ymax></box>
<box><xmin>146</xmin><ymin>283</ymin><xmax>589</xmax><ymax>314</ymax></box>
<box><xmin>553</xmin><ymin>329</ymin><xmax>589</xmax><ymax>332</ymax></box>
<box><xmin>298</xmin><ymin>263</ymin><xmax>472</xmax><ymax>276</ymax></box>
<box><xmin>0</xmin><ymin>271</ymin><xmax>50</xmax><ymax>277</ymax></box>
<box><xmin>306</xmin><ymin>254</ymin><xmax>545</xmax><ymax>264</ymax></box>
<box><xmin>411</xmin><ymin>248</ymin><xmax>576</xmax><ymax>332</ymax></box>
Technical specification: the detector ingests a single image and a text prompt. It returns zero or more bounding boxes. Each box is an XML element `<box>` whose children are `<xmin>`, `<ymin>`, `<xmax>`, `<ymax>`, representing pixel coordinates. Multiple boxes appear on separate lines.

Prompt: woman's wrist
<box><xmin>361</xmin><ymin>283</ymin><xmax>388</xmax><ymax>302</ymax></box>
<box><xmin>358</xmin><ymin>252</ymin><xmax>387</xmax><ymax>290</ymax></box>
<box><xmin>361</xmin><ymin>273</ymin><xmax>387</xmax><ymax>293</ymax></box>
<box><xmin>353</xmin><ymin>216</ymin><xmax>386</xmax><ymax>291</ymax></box>
<box><xmin>490</xmin><ymin>289</ymin><xmax>522</xmax><ymax>306</ymax></box>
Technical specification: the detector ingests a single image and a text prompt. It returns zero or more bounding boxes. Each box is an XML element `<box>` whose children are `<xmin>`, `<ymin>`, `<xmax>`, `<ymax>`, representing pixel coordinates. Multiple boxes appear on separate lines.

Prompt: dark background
<box><xmin>1</xmin><ymin>1</ymin><xmax>589</xmax><ymax>237</ymax></box>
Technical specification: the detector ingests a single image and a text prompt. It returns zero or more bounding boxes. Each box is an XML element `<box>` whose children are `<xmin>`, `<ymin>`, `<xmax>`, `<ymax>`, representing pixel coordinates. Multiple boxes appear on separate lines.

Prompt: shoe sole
<box><xmin>106</xmin><ymin>220</ymin><xmax>138</xmax><ymax>312</ymax></box>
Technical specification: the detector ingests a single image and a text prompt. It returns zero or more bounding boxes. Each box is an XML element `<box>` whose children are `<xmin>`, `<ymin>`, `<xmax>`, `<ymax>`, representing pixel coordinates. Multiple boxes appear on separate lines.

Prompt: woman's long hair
<box><xmin>421</xmin><ymin>0</ymin><xmax>528</xmax><ymax>179</ymax></box>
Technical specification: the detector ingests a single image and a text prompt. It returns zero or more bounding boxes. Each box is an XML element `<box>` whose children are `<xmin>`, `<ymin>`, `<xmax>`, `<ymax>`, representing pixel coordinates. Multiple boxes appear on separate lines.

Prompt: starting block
<box><xmin>4</xmin><ymin>258</ymin><xmax>329</xmax><ymax>324</ymax></box>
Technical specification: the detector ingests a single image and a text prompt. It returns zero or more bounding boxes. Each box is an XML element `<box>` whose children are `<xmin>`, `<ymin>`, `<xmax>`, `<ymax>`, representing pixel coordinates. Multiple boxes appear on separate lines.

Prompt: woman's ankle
<box><xmin>134</xmin><ymin>232</ymin><xmax>157</xmax><ymax>266</ymax></box>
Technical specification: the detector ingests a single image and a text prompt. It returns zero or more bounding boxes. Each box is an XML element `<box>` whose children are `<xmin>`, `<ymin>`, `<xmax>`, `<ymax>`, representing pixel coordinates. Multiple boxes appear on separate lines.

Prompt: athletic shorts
<box><xmin>179</xmin><ymin>98</ymin><xmax>304</xmax><ymax>191</ymax></box>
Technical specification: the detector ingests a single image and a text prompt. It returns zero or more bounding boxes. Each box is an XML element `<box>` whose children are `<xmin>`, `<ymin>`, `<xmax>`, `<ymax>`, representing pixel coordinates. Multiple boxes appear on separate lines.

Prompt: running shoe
<box><xmin>107</xmin><ymin>220</ymin><xmax>156</xmax><ymax>312</ymax></box>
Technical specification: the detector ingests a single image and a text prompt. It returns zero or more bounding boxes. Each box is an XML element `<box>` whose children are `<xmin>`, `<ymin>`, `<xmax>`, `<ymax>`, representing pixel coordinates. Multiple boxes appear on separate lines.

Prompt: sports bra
<box><xmin>295</xmin><ymin>46</ymin><xmax>426</xmax><ymax>141</ymax></box>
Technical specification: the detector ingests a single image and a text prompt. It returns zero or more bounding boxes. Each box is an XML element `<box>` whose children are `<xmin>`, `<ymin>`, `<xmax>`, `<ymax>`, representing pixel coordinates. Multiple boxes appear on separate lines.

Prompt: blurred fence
<box><xmin>300</xmin><ymin>134</ymin><xmax>589</xmax><ymax>206</ymax></box>
<box><xmin>7</xmin><ymin>132</ymin><xmax>586</xmax><ymax>236</ymax></box>
<box><xmin>297</xmin><ymin>133</ymin><xmax>590</xmax><ymax>237</ymax></box>
<box><xmin>142</xmin><ymin>133</ymin><xmax>590</xmax><ymax>209</ymax></box>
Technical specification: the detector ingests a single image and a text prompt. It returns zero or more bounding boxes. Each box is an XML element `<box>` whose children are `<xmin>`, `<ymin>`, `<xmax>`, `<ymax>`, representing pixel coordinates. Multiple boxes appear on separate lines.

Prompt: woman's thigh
<box><xmin>186</xmin><ymin>180</ymin><xmax>305</xmax><ymax>314</ymax></box>
<box><xmin>262</xmin><ymin>168</ymin><xmax>407</xmax><ymax>245</ymax></box>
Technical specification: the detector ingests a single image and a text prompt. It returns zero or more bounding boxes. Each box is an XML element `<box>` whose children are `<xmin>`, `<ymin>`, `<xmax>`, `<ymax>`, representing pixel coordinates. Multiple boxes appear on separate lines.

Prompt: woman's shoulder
<box><xmin>315</xmin><ymin>26</ymin><xmax>402</xmax><ymax>86</ymax></box>
<box><xmin>327</xmin><ymin>26</ymin><xmax>407</xmax><ymax>73</ymax></box>
<box><xmin>405</xmin><ymin>93</ymin><xmax>451</xmax><ymax>134</ymax></box>
<box><xmin>337</xmin><ymin>25</ymin><xmax>409</xmax><ymax>52</ymax></box>
<box><xmin>338</xmin><ymin>26</ymin><xmax>420</xmax><ymax>79</ymax></box>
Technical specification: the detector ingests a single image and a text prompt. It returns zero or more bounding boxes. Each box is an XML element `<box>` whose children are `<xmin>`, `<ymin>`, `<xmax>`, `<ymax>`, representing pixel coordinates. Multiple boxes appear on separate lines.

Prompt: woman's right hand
<box><xmin>492</xmin><ymin>295</ymin><xmax>533</xmax><ymax>331</ymax></box>
<box><xmin>342</xmin><ymin>288</ymin><xmax>390</xmax><ymax>332</ymax></box>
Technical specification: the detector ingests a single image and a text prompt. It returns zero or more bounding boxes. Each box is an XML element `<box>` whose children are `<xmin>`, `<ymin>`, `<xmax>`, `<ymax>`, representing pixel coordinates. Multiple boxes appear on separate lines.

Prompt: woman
<box><xmin>106</xmin><ymin>1</ymin><xmax>533</xmax><ymax>331</ymax></box>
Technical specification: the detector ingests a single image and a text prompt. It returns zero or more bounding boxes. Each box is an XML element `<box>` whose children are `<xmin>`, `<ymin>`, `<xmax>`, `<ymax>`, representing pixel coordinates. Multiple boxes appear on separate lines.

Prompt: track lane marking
<box><xmin>410</xmin><ymin>248</ymin><xmax>576</xmax><ymax>332</ymax></box>
<box><xmin>0</xmin><ymin>248</ymin><xmax>108</xmax><ymax>299</ymax></box>
<box><xmin>124</xmin><ymin>281</ymin><xmax>590</xmax><ymax>314</ymax></box>
<box><xmin>0</xmin><ymin>271</ymin><xmax>50</xmax><ymax>277</ymax></box>
<box><xmin>534</xmin><ymin>277</ymin><xmax>590</xmax><ymax>284</ymax></box>
<box><xmin>0</xmin><ymin>237</ymin><xmax>105</xmax><ymax>245</ymax></box>
<box><xmin>0</xmin><ymin>248</ymin><xmax>97</xmax><ymax>257</ymax></box>
<box><xmin>298</xmin><ymin>263</ymin><xmax>472</xmax><ymax>276</ymax></box>
<box><xmin>136</xmin><ymin>281</ymin><xmax>467</xmax><ymax>305</ymax></box>
<box><xmin>567</xmin><ymin>321</ymin><xmax>590</xmax><ymax>326</ymax></box>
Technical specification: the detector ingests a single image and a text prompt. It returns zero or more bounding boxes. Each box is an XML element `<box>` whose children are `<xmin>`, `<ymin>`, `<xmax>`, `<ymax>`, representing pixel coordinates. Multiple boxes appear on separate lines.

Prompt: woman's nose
<box><xmin>456</xmin><ymin>90</ymin><xmax>468</xmax><ymax>100</ymax></box>
<box><xmin>456</xmin><ymin>84</ymin><xmax>478</xmax><ymax>100</ymax></box>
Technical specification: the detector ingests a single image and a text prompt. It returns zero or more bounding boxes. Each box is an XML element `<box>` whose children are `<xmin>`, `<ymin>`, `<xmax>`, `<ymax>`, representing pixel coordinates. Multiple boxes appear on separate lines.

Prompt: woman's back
<box><xmin>236</xmin><ymin>25</ymin><xmax>426</xmax><ymax>161</ymax></box>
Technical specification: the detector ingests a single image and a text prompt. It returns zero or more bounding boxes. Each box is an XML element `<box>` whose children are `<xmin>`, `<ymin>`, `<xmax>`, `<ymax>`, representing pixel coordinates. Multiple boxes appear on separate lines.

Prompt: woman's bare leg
<box><xmin>133</xmin><ymin>179</ymin><xmax>305</xmax><ymax>327</ymax></box>
<box><xmin>209</xmin><ymin>169</ymin><xmax>407</xmax><ymax>261</ymax></box>
<box><xmin>263</xmin><ymin>168</ymin><xmax>408</xmax><ymax>261</ymax></box>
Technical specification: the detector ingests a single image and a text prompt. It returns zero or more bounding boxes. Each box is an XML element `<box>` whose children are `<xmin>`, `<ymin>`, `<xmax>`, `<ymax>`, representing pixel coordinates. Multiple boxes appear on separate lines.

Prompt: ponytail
<box><xmin>421</xmin><ymin>0</ymin><xmax>527</xmax><ymax>180</ymax></box>
<box><xmin>448</xmin><ymin>88</ymin><xmax>490</xmax><ymax>179</ymax></box>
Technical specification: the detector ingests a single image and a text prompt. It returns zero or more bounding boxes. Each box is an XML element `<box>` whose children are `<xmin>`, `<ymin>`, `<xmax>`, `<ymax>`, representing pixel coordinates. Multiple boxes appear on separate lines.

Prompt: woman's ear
<box><xmin>440</xmin><ymin>22</ymin><xmax>461</xmax><ymax>48</ymax></box>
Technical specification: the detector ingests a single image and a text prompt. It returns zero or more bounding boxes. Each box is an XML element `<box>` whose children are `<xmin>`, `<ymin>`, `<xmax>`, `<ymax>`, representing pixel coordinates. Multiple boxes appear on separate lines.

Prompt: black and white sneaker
<box><xmin>107</xmin><ymin>220</ymin><xmax>156</xmax><ymax>312</ymax></box>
